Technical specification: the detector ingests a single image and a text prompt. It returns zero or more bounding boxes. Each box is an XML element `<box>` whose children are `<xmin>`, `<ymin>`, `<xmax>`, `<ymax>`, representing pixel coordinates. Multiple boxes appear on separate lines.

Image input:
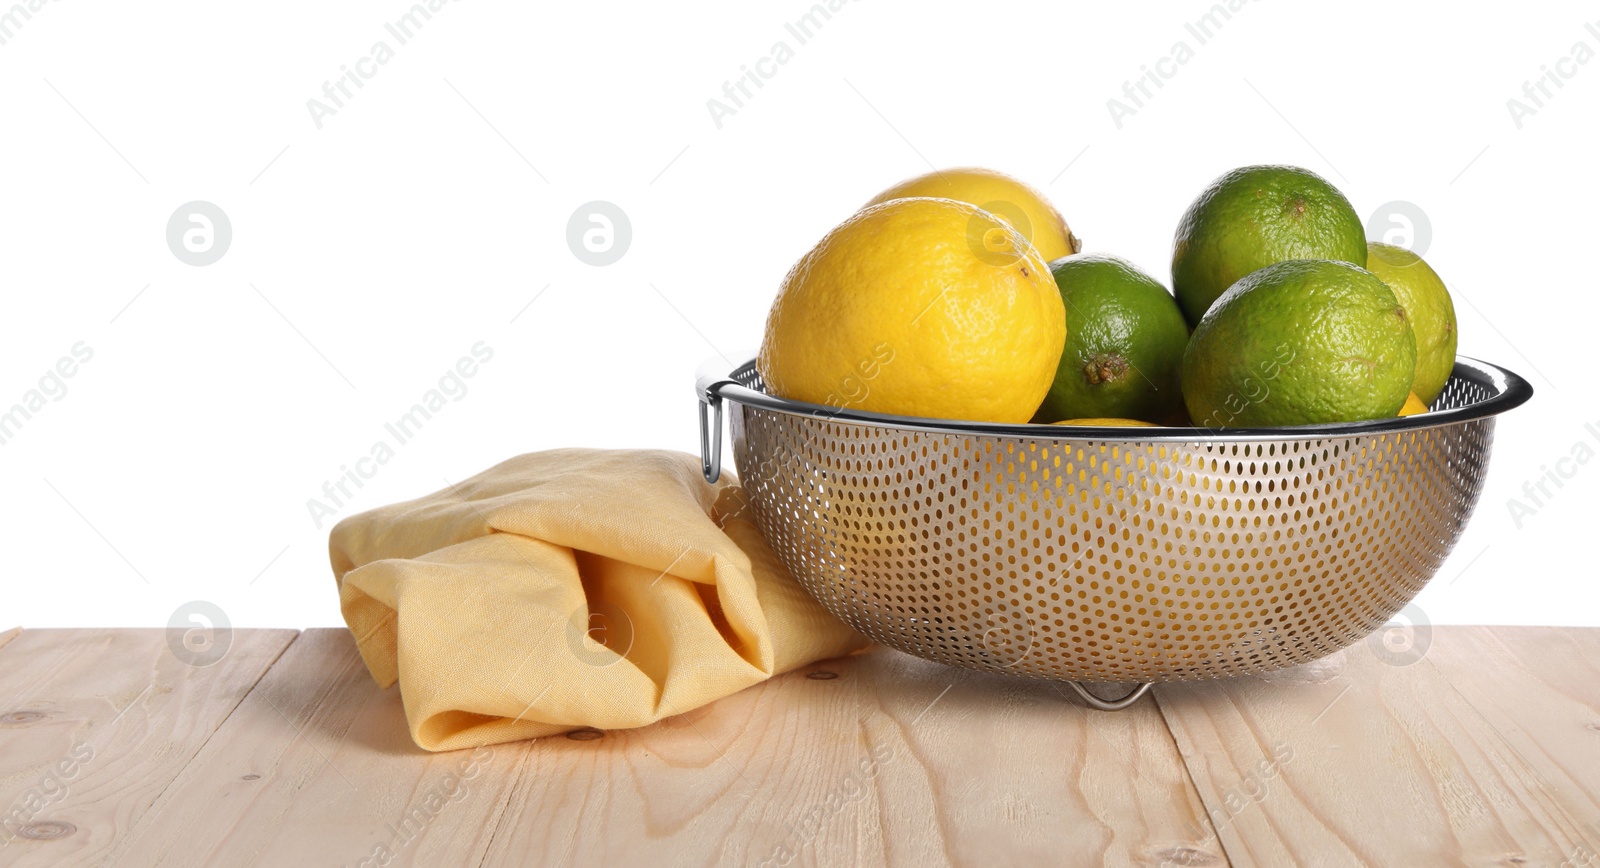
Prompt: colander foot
<box><xmin>1065</xmin><ymin>681</ymin><xmax>1152</xmax><ymax>711</ymax></box>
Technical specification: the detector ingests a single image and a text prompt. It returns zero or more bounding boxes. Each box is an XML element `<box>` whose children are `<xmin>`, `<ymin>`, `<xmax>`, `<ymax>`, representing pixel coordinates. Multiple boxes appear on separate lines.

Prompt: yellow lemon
<box><xmin>865</xmin><ymin>168</ymin><xmax>1081</xmax><ymax>262</ymax></box>
<box><xmin>758</xmin><ymin>197</ymin><xmax>1065</xmax><ymax>423</ymax></box>
<box><xmin>1052</xmin><ymin>418</ymin><xmax>1158</xmax><ymax>427</ymax></box>
<box><xmin>1398</xmin><ymin>392</ymin><xmax>1428</xmax><ymax>417</ymax></box>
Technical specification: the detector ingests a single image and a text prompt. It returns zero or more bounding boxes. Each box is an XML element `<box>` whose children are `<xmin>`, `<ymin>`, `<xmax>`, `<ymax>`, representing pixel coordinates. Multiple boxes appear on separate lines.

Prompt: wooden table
<box><xmin>0</xmin><ymin>626</ymin><xmax>1596</xmax><ymax>867</ymax></box>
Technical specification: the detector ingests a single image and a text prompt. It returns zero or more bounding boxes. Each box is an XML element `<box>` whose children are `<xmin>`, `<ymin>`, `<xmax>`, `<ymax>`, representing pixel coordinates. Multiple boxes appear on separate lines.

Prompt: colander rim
<box><xmin>696</xmin><ymin>354</ymin><xmax>1532</xmax><ymax>442</ymax></box>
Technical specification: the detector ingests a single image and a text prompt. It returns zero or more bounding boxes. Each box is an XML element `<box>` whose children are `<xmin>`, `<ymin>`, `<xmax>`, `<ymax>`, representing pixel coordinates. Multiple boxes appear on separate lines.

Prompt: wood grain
<box><xmin>0</xmin><ymin>628</ymin><xmax>297</xmax><ymax>867</ymax></box>
<box><xmin>478</xmin><ymin>646</ymin><xmax>1220</xmax><ymax>868</ymax></box>
<box><xmin>7</xmin><ymin>626</ymin><xmax>1600</xmax><ymax>867</ymax></box>
<box><xmin>1425</xmin><ymin>626</ymin><xmax>1600</xmax><ymax>854</ymax></box>
<box><xmin>108</xmin><ymin>629</ymin><xmax>529</xmax><ymax>868</ymax></box>
<box><xmin>1154</xmin><ymin>636</ymin><xmax>1596</xmax><ymax>867</ymax></box>
<box><xmin>0</xmin><ymin>629</ymin><xmax>18</xmax><ymax>654</ymax></box>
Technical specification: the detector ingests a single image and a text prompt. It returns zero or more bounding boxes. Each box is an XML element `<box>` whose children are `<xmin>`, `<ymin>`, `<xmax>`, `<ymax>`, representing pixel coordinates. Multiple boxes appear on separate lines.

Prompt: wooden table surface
<box><xmin>0</xmin><ymin>626</ymin><xmax>1596</xmax><ymax>867</ymax></box>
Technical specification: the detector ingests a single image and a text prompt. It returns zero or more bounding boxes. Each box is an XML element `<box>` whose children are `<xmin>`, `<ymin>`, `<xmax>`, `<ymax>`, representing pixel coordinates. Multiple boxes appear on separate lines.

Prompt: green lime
<box><xmin>1172</xmin><ymin>165</ymin><xmax>1367</xmax><ymax>325</ymax></box>
<box><xmin>1033</xmin><ymin>254</ymin><xmax>1189</xmax><ymax>424</ymax></box>
<box><xmin>1052</xmin><ymin>418</ymin><xmax>1158</xmax><ymax>427</ymax></box>
<box><xmin>1363</xmin><ymin>242</ymin><xmax>1458</xmax><ymax>404</ymax></box>
<box><xmin>1181</xmin><ymin>259</ymin><xmax>1417</xmax><ymax>427</ymax></box>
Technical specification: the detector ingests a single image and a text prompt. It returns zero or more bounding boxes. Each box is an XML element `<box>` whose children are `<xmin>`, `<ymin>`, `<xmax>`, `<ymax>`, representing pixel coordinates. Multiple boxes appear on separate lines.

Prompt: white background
<box><xmin>2</xmin><ymin>0</ymin><xmax>1594</xmax><ymax>628</ymax></box>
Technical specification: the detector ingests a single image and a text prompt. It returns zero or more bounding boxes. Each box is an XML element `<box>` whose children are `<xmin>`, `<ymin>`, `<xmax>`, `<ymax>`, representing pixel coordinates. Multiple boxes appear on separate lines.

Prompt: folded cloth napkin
<box><xmin>329</xmin><ymin>448</ymin><xmax>866</xmax><ymax>751</ymax></box>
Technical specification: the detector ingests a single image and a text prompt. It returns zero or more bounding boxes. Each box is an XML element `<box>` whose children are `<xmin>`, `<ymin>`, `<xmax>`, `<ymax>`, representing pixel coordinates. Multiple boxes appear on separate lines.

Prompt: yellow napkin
<box><xmin>329</xmin><ymin>448</ymin><xmax>866</xmax><ymax>751</ymax></box>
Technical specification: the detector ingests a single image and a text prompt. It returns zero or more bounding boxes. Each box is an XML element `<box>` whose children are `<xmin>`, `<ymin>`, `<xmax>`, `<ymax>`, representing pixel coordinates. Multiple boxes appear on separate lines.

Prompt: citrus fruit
<box><xmin>1398</xmin><ymin>392</ymin><xmax>1428</xmax><ymax>416</ymax></box>
<box><xmin>1051</xmin><ymin>418</ymin><xmax>1158</xmax><ymax>427</ymax></box>
<box><xmin>758</xmin><ymin>197</ymin><xmax>1065</xmax><ymax>423</ymax></box>
<box><xmin>1033</xmin><ymin>254</ymin><xmax>1189</xmax><ymax>425</ymax></box>
<box><xmin>1181</xmin><ymin>259</ymin><xmax>1417</xmax><ymax>427</ymax></box>
<box><xmin>1364</xmin><ymin>242</ymin><xmax>1458</xmax><ymax>404</ymax></box>
<box><xmin>1172</xmin><ymin>165</ymin><xmax>1367</xmax><ymax>325</ymax></box>
<box><xmin>865</xmin><ymin>168</ymin><xmax>1081</xmax><ymax>262</ymax></box>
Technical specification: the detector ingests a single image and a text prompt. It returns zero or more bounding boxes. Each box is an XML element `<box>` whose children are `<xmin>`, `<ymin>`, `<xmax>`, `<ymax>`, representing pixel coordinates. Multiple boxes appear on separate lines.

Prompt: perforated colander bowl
<box><xmin>695</xmin><ymin>356</ymin><xmax>1531</xmax><ymax>707</ymax></box>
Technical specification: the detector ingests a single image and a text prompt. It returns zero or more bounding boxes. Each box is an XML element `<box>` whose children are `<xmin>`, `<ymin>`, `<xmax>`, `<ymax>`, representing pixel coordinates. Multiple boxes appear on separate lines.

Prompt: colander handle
<box><xmin>698</xmin><ymin>389</ymin><xmax>724</xmax><ymax>484</ymax></box>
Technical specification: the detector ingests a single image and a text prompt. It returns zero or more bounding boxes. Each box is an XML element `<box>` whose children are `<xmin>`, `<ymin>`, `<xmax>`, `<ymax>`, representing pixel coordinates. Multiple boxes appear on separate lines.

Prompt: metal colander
<box><xmin>695</xmin><ymin>356</ymin><xmax>1531</xmax><ymax>707</ymax></box>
